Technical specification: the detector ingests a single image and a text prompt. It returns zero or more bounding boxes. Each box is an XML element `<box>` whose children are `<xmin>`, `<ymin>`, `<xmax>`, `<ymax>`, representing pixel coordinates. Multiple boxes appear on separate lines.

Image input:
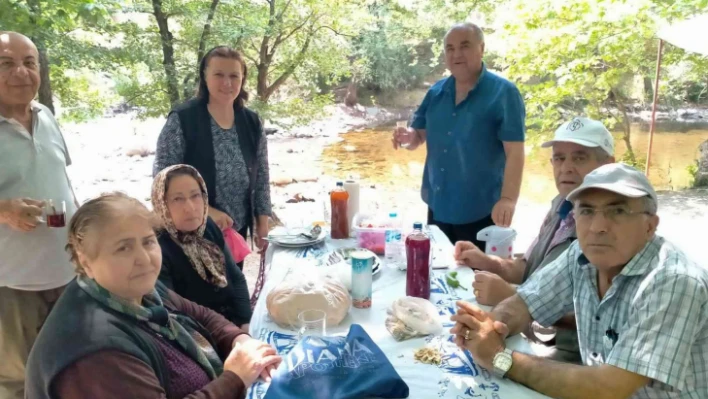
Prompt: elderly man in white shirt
<box><xmin>0</xmin><ymin>32</ymin><xmax>78</xmax><ymax>399</ymax></box>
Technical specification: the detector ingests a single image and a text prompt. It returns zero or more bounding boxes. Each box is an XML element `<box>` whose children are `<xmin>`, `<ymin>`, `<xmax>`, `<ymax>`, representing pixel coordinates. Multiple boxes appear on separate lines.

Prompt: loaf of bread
<box><xmin>266</xmin><ymin>275</ymin><xmax>352</xmax><ymax>328</ymax></box>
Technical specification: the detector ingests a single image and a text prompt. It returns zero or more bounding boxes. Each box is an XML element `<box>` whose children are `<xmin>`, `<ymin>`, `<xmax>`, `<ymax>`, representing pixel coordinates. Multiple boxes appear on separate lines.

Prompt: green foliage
<box><xmin>661</xmin><ymin>52</ymin><xmax>708</xmax><ymax>106</ymax></box>
<box><xmin>53</xmin><ymin>70</ymin><xmax>118</xmax><ymax>122</ymax></box>
<box><xmin>352</xmin><ymin>2</ymin><xmax>433</xmax><ymax>91</ymax></box>
<box><xmin>1</xmin><ymin>0</ymin><xmax>123</xmax><ymax>121</ymax></box>
<box><xmin>620</xmin><ymin>151</ymin><xmax>647</xmax><ymax>169</ymax></box>
<box><xmin>250</xmin><ymin>93</ymin><xmax>335</xmax><ymax>128</ymax></box>
<box><xmin>209</xmin><ymin>0</ymin><xmax>364</xmax><ymax>101</ymax></box>
<box><xmin>114</xmin><ymin>69</ymin><xmax>172</xmax><ymax>119</ymax></box>
<box><xmin>351</xmin><ymin>0</ymin><xmax>503</xmax><ymax>91</ymax></box>
<box><xmin>687</xmin><ymin>159</ymin><xmax>699</xmax><ymax>187</ymax></box>
<box><xmin>2</xmin><ymin>0</ymin><xmax>707</xmax><ymax>128</ymax></box>
<box><xmin>651</xmin><ymin>0</ymin><xmax>708</xmax><ymax>18</ymax></box>
<box><xmin>499</xmin><ymin>0</ymin><xmax>658</xmax><ymax>136</ymax></box>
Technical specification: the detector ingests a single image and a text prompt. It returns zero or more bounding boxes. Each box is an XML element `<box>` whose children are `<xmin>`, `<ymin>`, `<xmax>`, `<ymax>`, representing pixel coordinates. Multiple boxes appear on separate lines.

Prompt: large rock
<box><xmin>696</xmin><ymin>140</ymin><xmax>708</xmax><ymax>187</ymax></box>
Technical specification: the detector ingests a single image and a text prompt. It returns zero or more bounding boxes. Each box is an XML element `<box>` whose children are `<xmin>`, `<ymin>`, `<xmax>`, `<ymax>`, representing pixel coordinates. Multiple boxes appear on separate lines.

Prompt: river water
<box><xmin>322</xmin><ymin>125</ymin><xmax>708</xmax><ymax>204</ymax></box>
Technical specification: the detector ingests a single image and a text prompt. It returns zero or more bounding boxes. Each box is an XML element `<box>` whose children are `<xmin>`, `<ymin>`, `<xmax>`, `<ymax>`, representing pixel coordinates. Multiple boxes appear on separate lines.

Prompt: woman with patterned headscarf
<box><xmin>152</xmin><ymin>165</ymin><xmax>251</xmax><ymax>330</ymax></box>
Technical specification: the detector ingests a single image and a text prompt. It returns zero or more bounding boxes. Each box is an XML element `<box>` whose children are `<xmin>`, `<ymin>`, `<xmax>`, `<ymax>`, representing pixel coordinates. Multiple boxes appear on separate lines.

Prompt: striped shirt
<box><xmin>517</xmin><ymin>236</ymin><xmax>708</xmax><ymax>398</ymax></box>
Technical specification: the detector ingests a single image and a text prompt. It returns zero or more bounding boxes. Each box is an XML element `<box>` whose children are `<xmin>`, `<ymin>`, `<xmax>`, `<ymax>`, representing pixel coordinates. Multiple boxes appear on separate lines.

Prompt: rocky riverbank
<box><xmin>59</xmin><ymin>103</ymin><xmax>708</xmax><ymax>290</ymax></box>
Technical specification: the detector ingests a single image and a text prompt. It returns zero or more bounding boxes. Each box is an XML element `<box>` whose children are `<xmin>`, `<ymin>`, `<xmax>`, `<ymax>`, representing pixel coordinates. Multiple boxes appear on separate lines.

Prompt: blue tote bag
<box><xmin>264</xmin><ymin>324</ymin><xmax>409</xmax><ymax>399</ymax></box>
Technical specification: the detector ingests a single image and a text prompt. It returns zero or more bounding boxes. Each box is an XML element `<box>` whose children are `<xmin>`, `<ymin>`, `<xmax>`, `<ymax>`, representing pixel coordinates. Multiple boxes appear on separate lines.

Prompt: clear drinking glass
<box><xmin>297</xmin><ymin>309</ymin><xmax>327</xmax><ymax>338</ymax></box>
<box><xmin>44</xmin><ymin>200</ymin><xmax>67</xmax><ymax>228</ymax></box>
<box><xmin>396</xmin><ymin>120</ymin><xmax>412</xmax><ymax>148</ymax></box>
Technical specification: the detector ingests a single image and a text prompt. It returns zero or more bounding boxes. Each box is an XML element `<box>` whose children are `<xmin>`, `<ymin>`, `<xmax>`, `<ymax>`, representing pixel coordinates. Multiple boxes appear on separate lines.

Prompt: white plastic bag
<box><xmin>386</xmin><ymin>296</ymin><xmax>443</xmax><ymax>341</ymax></box>
<box><xmin>266</xmin><ymin>272</ymin><xmax>352</xmax><ymax>329</ymax></box>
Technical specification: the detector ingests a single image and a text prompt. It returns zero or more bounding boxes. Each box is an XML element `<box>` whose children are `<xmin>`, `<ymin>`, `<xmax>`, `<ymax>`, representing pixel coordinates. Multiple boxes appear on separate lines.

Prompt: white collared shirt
<box><xmin>0</xmin><ymin>102</ymin><xmax>77</xmax><ymax>290</ymax></box>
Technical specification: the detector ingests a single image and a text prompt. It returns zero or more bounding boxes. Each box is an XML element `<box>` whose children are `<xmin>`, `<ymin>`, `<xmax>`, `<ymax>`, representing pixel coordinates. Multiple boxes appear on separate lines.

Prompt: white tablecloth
<box><xmin>247</xmin><ymin>226</ymin><xmax>550</xmax><ymax>399</ymax></box>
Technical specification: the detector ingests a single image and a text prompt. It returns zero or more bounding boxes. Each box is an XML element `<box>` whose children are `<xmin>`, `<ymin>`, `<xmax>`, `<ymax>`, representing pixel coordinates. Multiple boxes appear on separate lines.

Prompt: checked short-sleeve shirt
<box><xmin>517</xmin><ymin>236</ymin><xmax>708</xmax><ymax>398</ymax></box>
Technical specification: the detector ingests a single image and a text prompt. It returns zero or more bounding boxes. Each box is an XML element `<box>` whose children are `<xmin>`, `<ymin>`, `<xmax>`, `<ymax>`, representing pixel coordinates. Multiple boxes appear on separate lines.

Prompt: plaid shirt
<box><xmin>517</xmin><ymin>236</ymin><xmax>708</xmax><ymax>398</ymax></box>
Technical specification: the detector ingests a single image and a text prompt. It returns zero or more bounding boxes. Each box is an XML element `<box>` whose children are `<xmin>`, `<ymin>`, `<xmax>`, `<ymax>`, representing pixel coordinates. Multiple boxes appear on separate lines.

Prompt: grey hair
<box><xmin>445</xmin><ymin>23</ymin><xmax>485</xmax><ymax>44</ymax></box>
<box><xmin>642</xmin><ymin>196</ymin><xmax>658</xmax><ymax>215</ymax></box>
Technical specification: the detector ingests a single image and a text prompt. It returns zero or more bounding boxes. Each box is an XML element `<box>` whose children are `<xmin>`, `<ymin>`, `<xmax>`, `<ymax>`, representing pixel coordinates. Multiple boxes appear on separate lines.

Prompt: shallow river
<box><xmin>323</xmin><ymin>125</ymin><xmax>708</xmax><ymax>204</ymax></box>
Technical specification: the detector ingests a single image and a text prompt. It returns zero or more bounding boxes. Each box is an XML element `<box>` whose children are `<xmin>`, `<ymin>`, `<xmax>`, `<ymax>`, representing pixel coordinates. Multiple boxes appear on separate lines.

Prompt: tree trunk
<box><xmin>256</xmin><ymin>64</ymin><xmax>270</xmax><ymax>102</ymax></box>
<box><xmin>255</xmin><ymin>0</ymin><xmax>276</xmax><ymax>102</ymax></box>
<box><xmin>196</xmin><ymin>0</ymin><xmax>220</xmax><ymax>65</ymax></box>
<box><xmin>643</xmin><ymin>77</ymin><xmax>653</xmax><ymax>103</ymax></box>
<box><xmin>26</xmin><ymin>0</ymin><xmax>54</xmax><ymax>113</ymax></box>
<box><xmin>183</xmin><ymin>74</ymin><xmax>196</xmax><ymax>100</ymax></box>
<box><xmin>344</xmin><ymin>82</ymin><xmax>358</xmax><ymax>107</ymax></box>
<box><xmin>260</xmin><ymin>31</ymin><xmax>313</xmax><ymax>102</ymax></box>
<box><xmin>186</xmin><ymin>0</ymin><xmax>220</xmax><ymax>98</ymax></box>
<box><xmin>35</xmin><ymin>43</ymin><xmax>54</xmax><ymax>113</ymax></box>
<box><xmin>151</xmin><ymin>0</ymin><xmax>180</xmax><ymax>106</ymax></box>
<box><xmin>612</xmin><ymin>90</ymin><xmax>636</xmax><ymax>165</ymax></box>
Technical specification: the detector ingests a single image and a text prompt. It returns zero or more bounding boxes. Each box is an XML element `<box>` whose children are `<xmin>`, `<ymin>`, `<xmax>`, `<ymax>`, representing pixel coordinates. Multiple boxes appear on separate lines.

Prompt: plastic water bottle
<box><xmin>385</xmin><ymin>212</ymin><xmax>405</xmax><ymax>269</ymax></box>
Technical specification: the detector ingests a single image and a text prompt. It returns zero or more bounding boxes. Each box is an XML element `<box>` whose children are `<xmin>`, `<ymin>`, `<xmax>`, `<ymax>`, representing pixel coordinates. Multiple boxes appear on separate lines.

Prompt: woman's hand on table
<box><xmin>226</xmin><ymin>335</ymin><xmax>282</xmax><ymax>386</ymax></box>
<box><xmin>450</xmin><ymin>301</ymin><xmax>509</xmax><ymax>370</ymax></box>
<box><xmin>472</xmin><ymin>271</ymin><xmax>516</xmax><ymax>306</ymax></box>
<box><xmin>209</xmin><ymin>207</ymin><xmax>234</xmax><ymax>231</ymax></box>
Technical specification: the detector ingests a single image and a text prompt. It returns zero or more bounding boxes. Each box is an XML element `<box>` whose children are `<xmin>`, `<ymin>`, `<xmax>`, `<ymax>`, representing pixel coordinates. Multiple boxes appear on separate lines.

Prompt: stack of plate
<box><xmin>267</xmin><ymin>229</ymin><xmax>327</xmax><ymax>248</ymax></box>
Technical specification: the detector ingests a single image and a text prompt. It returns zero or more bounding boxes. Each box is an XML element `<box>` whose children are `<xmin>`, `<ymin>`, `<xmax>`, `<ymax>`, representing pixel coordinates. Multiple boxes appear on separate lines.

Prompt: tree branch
<box><xmin>269</xmin><ymin>13</ymin><xmax>314</xmax><ymax>58</ymax></box>
<box><xmin>248</xmin><ymin>38</ymin><xmax>260</xmax><ymax>53</ymax></box>
<box><xmin>242</xmin><ymin>50</ymin><xmax>259</xmax><ymax>65</ymax></box>
<box><xmin>314</xmin><ymin>25</ymin><xmax>356</xmax><ymax>38</ymax></box>
<box><xmin>196</xmin><ymin>0</ymin><xmax>221</xmax><ymax>66</ymax></box>
<box><xmin>275</xmin><ymin>0</ymin><xmax>294</xmax><ymax>21</ymax></box>
<box><xmin>258</xmin><ymin>0</ymin><xmax>276</xmax><ymax>64</ymax></box>
<box><xmin>264</xmin><ymin>27</ymin><xmax>314</xmax><ymax>99</ymax></box>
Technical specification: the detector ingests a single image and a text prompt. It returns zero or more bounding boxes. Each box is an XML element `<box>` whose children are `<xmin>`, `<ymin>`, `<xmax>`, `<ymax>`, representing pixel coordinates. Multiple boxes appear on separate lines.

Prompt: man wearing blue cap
<box><xmin>452</xmin><ymin>163</ymin><xmax>708</xmax><ymax>398</ymax></box>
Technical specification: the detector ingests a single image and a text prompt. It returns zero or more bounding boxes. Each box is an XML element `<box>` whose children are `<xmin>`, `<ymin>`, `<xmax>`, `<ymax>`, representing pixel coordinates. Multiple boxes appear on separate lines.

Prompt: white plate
<box><xmin>267</xmin><ymin>231</ymin><xmax>327</xmax><ymax>248</ymax></box>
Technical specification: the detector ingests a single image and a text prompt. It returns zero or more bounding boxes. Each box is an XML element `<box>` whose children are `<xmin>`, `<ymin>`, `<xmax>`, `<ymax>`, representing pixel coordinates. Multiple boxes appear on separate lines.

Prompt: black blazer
<box><xmin>157</xmin><ymin>217</ymin><xmax>252</xmax><ymax>326</ymax></box>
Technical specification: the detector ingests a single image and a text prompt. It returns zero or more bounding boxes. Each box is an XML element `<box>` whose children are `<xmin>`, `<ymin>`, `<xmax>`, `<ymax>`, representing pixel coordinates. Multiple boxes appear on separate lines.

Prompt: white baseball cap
<box><xmin>542</xmin><ymin>117</ymin><xmax>614</xmax><ymax>156</ymax></box>
<box><xmin>566</xmin><ymin>163</ymin><xmax>658</xmax><ymax>205</ymax></box>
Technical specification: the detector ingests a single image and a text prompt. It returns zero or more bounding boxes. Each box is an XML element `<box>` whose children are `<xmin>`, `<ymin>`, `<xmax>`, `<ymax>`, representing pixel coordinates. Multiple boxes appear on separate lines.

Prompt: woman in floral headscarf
<box><xmin>152</xmin><ymin>165</ymin><xmax>251</xmax><ymax>329</ymax></box>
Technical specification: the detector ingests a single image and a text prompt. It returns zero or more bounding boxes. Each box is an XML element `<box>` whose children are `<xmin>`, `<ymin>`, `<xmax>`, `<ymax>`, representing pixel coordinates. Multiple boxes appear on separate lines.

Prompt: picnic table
<box><xmin>247</xmin><ymin>226</ymin><xmax>550</xmax><ymax>399</ymax></box>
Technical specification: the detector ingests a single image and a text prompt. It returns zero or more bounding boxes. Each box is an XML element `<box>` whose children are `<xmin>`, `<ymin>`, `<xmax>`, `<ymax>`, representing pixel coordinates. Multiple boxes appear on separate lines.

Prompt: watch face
<box><xmin>494</xmin><ymin>352</ymin><xmax>513</xmax><ymax>371</ymax></box>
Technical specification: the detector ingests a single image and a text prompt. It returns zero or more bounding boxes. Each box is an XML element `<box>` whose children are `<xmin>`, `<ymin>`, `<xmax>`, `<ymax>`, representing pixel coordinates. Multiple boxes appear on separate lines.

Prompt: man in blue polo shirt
<box><xmin>393</xmin><ymin>22</ymin><xmax>525</xmax><ymax>248</ymax></box>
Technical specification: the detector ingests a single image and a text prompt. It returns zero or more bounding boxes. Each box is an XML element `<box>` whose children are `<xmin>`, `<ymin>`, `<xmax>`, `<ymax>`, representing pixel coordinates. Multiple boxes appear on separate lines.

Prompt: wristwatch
<box><xmin>492</xmin><ymin>348</ymin><xmax>514</xmax><ymax>378</ymax></box>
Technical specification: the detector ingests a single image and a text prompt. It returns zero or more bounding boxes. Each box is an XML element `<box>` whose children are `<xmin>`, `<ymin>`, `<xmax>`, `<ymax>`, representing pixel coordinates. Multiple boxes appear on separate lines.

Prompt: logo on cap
<box><xmin>567</xmin><ymin>119</ymin><xmax>584</xmax><ymax>132</ymax></box>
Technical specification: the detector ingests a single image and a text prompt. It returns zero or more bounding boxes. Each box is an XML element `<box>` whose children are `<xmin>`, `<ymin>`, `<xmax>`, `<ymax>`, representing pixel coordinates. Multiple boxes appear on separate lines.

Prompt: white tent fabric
<box><xmin>658</xmin><ymin>14</ymin><xmax>708</xmax><ymax>56</ymax></box>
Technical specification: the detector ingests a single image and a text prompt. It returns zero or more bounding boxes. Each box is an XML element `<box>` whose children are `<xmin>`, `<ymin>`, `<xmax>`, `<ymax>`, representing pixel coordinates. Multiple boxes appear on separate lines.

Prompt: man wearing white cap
<box><xmin>451</xmin><ymin>163</ymin><xmax>708</xmax><ymax>398</ymax></box>
<box><xmin>455</xmin><ymin>117</ymin><xmax>614</xmax><ymax>361</ymax></box>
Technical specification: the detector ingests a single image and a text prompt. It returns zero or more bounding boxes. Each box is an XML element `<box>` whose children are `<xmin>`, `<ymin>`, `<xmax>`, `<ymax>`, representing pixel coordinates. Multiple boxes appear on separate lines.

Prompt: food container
<box><xmin>352</xmin><ymin>212</ymin><xmax>388</xmax><ymax>255</ymax></box>
<box><xmin>476</xmin><ymin>226</ymin><xmax>517</xmax><ymax>259</ymax></box>
<box><xmin>353</xmin><ymin>225</ymin><xmax>387</xmax><ymax>255</ymax></box>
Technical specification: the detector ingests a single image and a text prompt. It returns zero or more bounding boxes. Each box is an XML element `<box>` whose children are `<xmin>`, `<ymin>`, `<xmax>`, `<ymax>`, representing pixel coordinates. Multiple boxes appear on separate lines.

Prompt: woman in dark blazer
<box><xmin>153</xmin><ymin>46</ymin><xmax>271</xmax><ymax>257</ymax></box>
<box><xmin>152</xmin><ymin>164</ymin><xmax>252</xmax><ymax>329</ymax></box>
